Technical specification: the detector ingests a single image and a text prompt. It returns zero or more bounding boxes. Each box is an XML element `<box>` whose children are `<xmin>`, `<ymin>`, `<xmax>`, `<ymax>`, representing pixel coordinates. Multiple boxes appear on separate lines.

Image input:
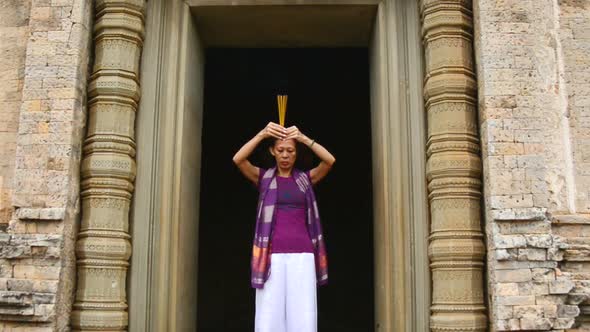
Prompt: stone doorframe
<box><xmin>71</xmin><ymin>0</ymin><xmax>487</xmax><ymax>331</ymax></box>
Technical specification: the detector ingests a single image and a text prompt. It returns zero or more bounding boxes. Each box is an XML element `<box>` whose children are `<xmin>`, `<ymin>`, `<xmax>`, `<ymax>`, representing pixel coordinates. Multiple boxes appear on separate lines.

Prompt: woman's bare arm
<box><xmin>285</xmin><ymin>126</ymin><xmax>336</xmax><ymax>185</ymax></box>
<box><xmin>232</xmin><ymin>122</ymin><xmax>286</xmax><ymax>185</ymax></box>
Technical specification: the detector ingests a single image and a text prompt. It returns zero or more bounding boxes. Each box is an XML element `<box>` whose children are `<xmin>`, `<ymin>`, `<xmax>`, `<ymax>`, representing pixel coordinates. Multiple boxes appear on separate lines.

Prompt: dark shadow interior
<box><xmin>197</xmin><ymin>48</ymin><xmax>374</xmax><ymax>331</ymax></box>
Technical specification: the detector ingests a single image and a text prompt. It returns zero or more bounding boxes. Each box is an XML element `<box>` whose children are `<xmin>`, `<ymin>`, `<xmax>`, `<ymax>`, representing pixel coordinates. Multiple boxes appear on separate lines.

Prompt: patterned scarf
<box><xmin>251</xmin><ymin>167</ymin><xmax>328</xmax><ymax>289</ymax></box>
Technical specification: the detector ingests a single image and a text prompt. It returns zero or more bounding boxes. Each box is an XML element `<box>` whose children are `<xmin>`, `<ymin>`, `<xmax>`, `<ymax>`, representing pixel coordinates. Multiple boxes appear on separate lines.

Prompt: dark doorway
<box><xmin>197</xmin><ymin>48</ymin><xmax>374</xmax><ymax>331</ymax></box>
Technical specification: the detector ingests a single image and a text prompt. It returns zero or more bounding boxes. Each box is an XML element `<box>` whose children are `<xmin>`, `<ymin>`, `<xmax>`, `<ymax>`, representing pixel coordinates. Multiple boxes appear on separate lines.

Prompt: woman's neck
<box><xmin>276</xmin><ymin>168</ymin><xmax>292</xmax><ymax>178</ymax></box>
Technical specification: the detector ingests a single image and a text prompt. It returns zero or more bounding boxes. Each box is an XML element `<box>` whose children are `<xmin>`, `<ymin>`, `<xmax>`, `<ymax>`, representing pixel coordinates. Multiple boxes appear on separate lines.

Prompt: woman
<box><xmin>232</xmin><ymin>121</ymin><xmax>336</xmax><ymax>332</ymax></box>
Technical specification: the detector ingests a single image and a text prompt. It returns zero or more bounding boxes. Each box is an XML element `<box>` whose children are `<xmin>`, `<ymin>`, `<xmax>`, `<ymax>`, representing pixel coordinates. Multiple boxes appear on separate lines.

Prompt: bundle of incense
<box><xmin>277</xmin><ymin>95</ymin><xmax>287</xmax><ymax>127</ymax></box>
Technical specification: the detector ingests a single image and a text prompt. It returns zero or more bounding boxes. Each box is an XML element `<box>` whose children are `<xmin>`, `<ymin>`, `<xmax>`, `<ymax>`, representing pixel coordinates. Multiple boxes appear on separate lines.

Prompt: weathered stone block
<box><xmin>0</xmin><ymin>305</ymin><xmax>35</xmax><ymax>316</ymax></box>
<box><xmin>32</xmin><ymin>280</ymin><xmax>57</xmax><ymax>293</ymax></box>
<box><xmin>514</xmin><ymin>305</ymin><xmax>544</xmax><ymax>318</ymax></box>
<box><xmin>7</xmin><ymin>278</ymin><xmax>34</xmax><ymax>292</ymax></box>
<box><xmin>543</xmin><ymin>304</ymin><xmax>557</xmax><ymax>318</ymax></box>
<box><xmin>532</xmin><ymin>268</ymin><xmax>556</xmax><ymax>282</ymax></box>
<box><xmin>552</xmin><ymin>236</ymin><xmax>569</xmax><ymax>249</ymax></box>
<box><xmin>496</xmin><ymin>269</ymin><xmax>533</xmax><ymax>283</ymax></box>
<box><xmin>10</xmin><ymin>234</ymin><xmax>61</xmax><ymax>246</ymax></box>
<box><xmin>534</xmin><ymin>282</ymin><xmax>550</xmax><ymax>295</ymax></box>
<box><xmin>0</xmin><ymin>245</ymin><xmax>31</xmax><ymax>259</ymax></box>
<box><xmin>38</xmin><ymin>207</ymin><xmax>65</xmax><ymax>220</ymax></box>
<box><xmin>515</xmin><ymin>155</ymin><xmax>546</xmax><ymax>170</ymax></box>
<box><xmin>517</xmin><ymin>281</ymin><xmax>534</xmax><ymax>295</ymax></box>
<box><xmin>34</xmin><ymin>303</ymin><xmax>55</xmax><ymax>321</ymax></box>
<box><xmin>497</xmin><ymin>248</ymin><xmax>518</xmax><ymax>260</ymax></box>
<box><xmin>525</xmin><ymin>234</ymin><xmax>552</xmax><ymax>248</ymax></box>
<box><xmin>45</xmin><ymin>246</ymin><xmax>59</xmax><ymax>259</ymax></box>
<box><xmin>0</xmin><ymin>290</ymin><xmax>32</xmax><ymax>305</ymax></box>
<box><xmin>520</xmin><ymin>317</ymin><xmax>552</xmax><ymax>330</ymax></box>
<box><xmin>0</xmin><ymin>260</ymin><xmax>12</xmax><ymax>278</ymax></box>
<box><xmin>15</xmin><ymin>208</ymin><xmax>40</xmax><ymax>220</ymax></box>
<box><xmin>496</xmin><ymin>260</ymin><xmax>558</xmax><ymax>270</ymax></box>
<box><xmin>13</xmin><ymin>265</ymin><xmax>35</xmax><ymax>279</ymax></box>
<box><xmin>34</xmin><ymin>266</ymin><xmax>59</xmax><ymax>280</ymax></box>
<box><xmin>47</xmin><ymin>30</ymin><xmax>69</xmax><ymax>42</ymax></box>
<box><xmin>496</xmin><ymin>295</ymin><xmax>536</xmax><ymax>306</ymax></box>
<box><xmin>498</xmin><ymin>220</ymin><xmax>552</xmax><ymax>234</ymax></box>
<box><xmin>491</xmin><ymin>194</ymin><xmax>534</xmax><ymax>209</ymax></box>
<box><xmin>518</xmin><ymin>248</ymin><xmax>547</xmax><ymax>261</ymax></box>
<box><xmin>492</xmin><ymin>207</ymin><xmax>547</xmax><ymax>221</ymax></box>
<box><xmin>514</xmin><ymin>130</ymin><xmax>544</xmax><ymax>144</ymax></box>
<box><xmin>32</xmin><ymin>292</ymin><xmax>54</xmax><ymax>304</ymax></box>
<box><xmin>495</xmin><ymin>234</ymin><xmax>527</xmax><ymax>249</ymax></box>
<box><xmin>552</xmin><ymin>215</ymin><xmax>590</xmax><ymax>224</ymax></box>
<box><xmin>507</xmin><ymin>318</ymin><xmax>521</xmax><ymax>330</ymax></box>
<box><xmin>35</xmin><ymin>221</ymin><xmax>63</xmax><ymax>234</ymax></box>
<box><xmin>495</xmin><ymin>318</ymin><xmax>520</xmax><ymax>331</ymax></box>
<box><xmin>497</xmin><ymin>283</ymin><xmax>520</xmax><ymax>296</ymax></box>
<box><xmin>547</xmin><ymin>248</ymin><xmax>565</xmax><ymax>261</ymax></box>
<box><xmin>536</xmin><ymin>294</ymin><xmax>567</xmax><ymax>305</ymax></box>
<box><xmin>549</xmin><ymin>279</ymin><xmax>575</xmax><ymax>294</ymax></box>
<box><xmin>31</xmin><ymin>246</ymin><xmax>47</xmax><ymax>258</ymax></box>
<box><xmin>497</xmin><ymin>305</ymin><xmax>514</xmax><ymax>319</ymax></box>
<box><xmin>13</xmin><ymin>265</ymin><xmax>59</xmax><ymax>280</ymax></box>
<box><xmin>0</xmin><ymin>234</ymin><xmax>10</xmax><ymax>245</ymax></box>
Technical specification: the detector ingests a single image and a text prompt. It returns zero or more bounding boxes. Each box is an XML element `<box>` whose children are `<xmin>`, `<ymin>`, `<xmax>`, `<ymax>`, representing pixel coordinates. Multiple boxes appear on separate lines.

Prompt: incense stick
<box><xmin>277</xmin><ymin>94</ymin><xmax>287</xmax><ymax>127</ymax></box>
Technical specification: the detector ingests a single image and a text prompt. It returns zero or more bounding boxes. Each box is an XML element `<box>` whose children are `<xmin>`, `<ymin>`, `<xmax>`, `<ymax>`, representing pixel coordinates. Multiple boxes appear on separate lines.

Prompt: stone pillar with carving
<box><xmin>421</xmin><ymin>0</ymin><xmax>487</xmax><ymax>330</ymax></box>
<box><xmin>71</xmin><ymin>0</ymin><xmax>145</xmax><ymax>330</ymax></box>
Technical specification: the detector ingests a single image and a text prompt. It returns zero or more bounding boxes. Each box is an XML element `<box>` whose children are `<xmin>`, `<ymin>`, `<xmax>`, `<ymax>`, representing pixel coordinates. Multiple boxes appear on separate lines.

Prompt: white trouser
<box><xmin>255</xmin><ymin>253</ymin><xmax>317</xmax><ymax>332</ymax></box>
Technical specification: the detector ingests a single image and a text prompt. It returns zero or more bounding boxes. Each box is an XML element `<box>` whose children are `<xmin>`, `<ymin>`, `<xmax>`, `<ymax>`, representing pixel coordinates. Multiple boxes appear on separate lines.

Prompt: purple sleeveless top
<box><xmin>258</xmin><ymin>170</ymin><xmax>314</xmax><ymax>253</ymax></box>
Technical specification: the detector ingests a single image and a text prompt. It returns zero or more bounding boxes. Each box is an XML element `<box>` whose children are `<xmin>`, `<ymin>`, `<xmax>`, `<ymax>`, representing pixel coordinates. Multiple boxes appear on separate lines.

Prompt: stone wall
<box><xmin>0</xmin><ymin>0</ymin><xmax>31</xmax><ymax>229</ymax></box>
<box><xmin>474</xmin><ymin>0</ymin><xmax>590</xmax><ymax>330</ymax></box>
<box><xmin>0</xmin><ymin>0</ymin><xmax>92</xmax><ymax>330</ymax></box>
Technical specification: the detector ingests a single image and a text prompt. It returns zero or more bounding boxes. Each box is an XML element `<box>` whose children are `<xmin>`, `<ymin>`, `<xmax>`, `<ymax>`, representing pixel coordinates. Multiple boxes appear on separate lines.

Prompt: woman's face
<box><xmin>270</xmin><ymin>139</ymin><xmax>297</xmax><ymax>171</ymax></box>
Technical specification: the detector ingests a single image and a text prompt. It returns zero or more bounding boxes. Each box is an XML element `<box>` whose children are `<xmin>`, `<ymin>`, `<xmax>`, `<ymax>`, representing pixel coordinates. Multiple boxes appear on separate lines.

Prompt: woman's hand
<box><xmin>285</xmin><ymin>126</ymin><xmax>310</xmax><ymax>144</ymax></box>
<box><xmin>259</xmin><ymin>122</ymin><xmax>287</xmax><ymax>140</ymax></box>
<box><xmin>233</xmin><ymin>122</ymin><xmax>285</xmax><ymax>185</ymax></box>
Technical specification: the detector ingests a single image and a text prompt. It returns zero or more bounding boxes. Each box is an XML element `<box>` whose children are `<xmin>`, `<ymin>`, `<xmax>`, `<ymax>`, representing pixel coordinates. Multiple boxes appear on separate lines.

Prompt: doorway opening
<box><xmin>131</xmin><ymin>2</ymin><xmax>429</xmax><ymax>331</ymax></box>
<box><xmin>196</xmin><ymin>48</ymin><xmax>374</xmax><ymax>331</ymax></box>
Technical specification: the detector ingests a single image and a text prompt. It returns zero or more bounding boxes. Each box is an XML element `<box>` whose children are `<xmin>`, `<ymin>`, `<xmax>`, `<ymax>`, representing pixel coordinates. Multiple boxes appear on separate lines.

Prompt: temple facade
<box><xmin>0</xmin><ymin>0</ymin><xmax>589</xmax><ymax>331</ymax></box>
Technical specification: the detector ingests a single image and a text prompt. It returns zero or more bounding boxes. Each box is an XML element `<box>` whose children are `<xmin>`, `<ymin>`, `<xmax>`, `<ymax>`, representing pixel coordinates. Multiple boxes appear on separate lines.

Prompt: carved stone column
<box><xmin>421</xmin><ymin>0</ymin><xmax>487</xmax><ymax>331</ymax></box>
<box><xmin>71</xmin><ymin>0</ymin><xmax>145</xmax><ymax>330</ymax></box>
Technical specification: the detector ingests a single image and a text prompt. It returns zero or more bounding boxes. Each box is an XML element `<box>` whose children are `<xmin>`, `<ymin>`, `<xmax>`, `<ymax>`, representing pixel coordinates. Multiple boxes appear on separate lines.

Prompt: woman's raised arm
<box><xmin>233</xmin><ymin>122</ymin><xmax>286</xmax><ymax>185</ymax></box>
<box><xmin>285</xmin><ymin>126</ymin><xmax>336</xmax><ymax>185</ymax></box>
